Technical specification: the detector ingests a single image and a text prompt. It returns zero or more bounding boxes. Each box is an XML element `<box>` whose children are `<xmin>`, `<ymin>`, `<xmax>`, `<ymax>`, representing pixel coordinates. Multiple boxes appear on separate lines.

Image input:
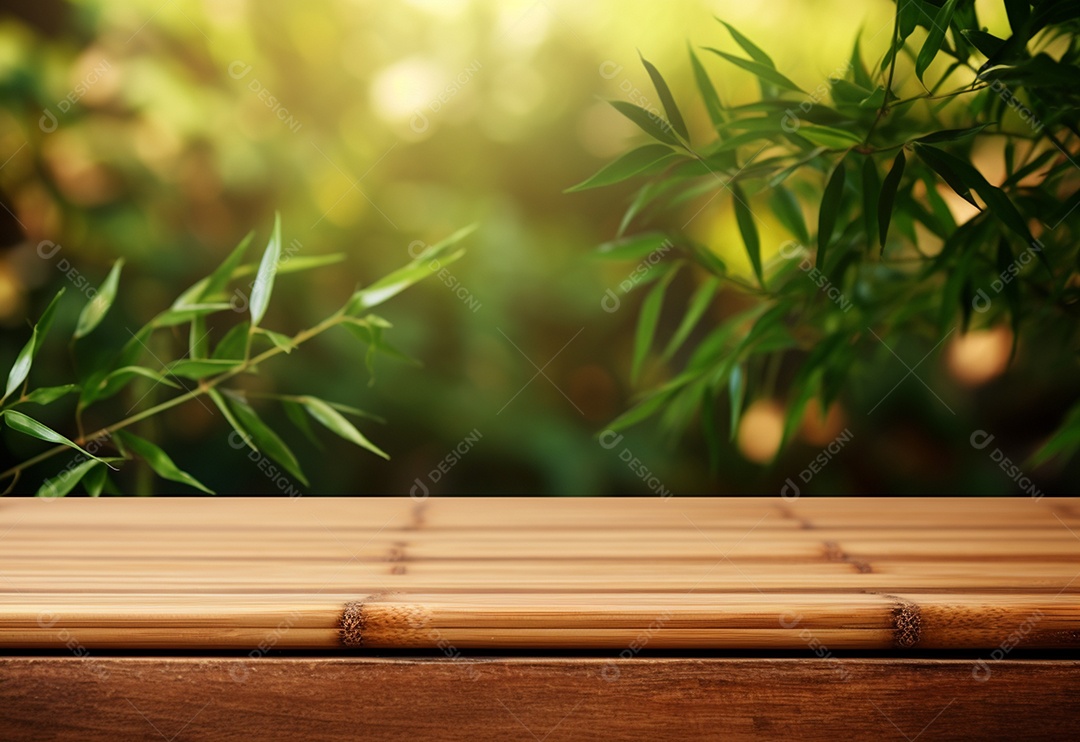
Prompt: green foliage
<box><xmin>0</xmin><ymin>218</ymin><xmax>471</xmax><ymax>495</ymax></box>
<box><xmin>579</xmin><ymin>3</ymin><xmax>1080</xmax><ymax>467</ymax></box>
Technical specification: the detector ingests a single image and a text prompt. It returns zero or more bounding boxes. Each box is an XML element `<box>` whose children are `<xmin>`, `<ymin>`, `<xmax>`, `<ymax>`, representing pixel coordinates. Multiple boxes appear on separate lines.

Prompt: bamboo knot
<box><xmin>891</xmin><ymin>598</ymin><xmax>922</xmax><ymax>649</ymax></box>
<box><xmin>340</xmin><ymin>601</ymin><xmax>364</xmax><ymax>648</ymax></box>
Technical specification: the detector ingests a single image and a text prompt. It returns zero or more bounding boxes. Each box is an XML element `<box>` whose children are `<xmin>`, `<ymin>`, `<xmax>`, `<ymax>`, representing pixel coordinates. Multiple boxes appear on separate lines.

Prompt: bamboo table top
<box><xmin>1</xmin><ymin>497</ymin><xmax>1079</xmax><ymax>651</ymax></box>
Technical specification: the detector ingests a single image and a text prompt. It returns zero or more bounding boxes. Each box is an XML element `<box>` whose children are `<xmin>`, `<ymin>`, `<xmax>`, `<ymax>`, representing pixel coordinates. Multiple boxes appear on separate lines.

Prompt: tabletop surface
<box><xmin>1</xmin><ymin>497</ymin><xmax>1079</xmax><ymax>650</ymax></box>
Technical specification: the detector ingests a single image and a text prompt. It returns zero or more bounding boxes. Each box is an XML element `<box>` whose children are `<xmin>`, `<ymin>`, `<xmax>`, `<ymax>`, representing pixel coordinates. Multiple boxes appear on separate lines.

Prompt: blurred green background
<box><xmin>0</xmin><ymin>0</ymin><xmax>1074</xmax><ymax>494</ymax></box>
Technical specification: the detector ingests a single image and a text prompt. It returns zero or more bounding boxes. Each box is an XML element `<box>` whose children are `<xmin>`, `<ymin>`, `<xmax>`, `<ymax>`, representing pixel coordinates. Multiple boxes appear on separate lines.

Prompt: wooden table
<box><xmin>2</xmin><ymin>497</ymin><xmax>1079</xmax><ymax>740</ymax></box>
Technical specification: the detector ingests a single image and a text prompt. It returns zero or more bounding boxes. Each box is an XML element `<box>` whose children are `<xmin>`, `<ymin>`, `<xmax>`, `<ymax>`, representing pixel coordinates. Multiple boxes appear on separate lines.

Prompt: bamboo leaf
<box><xmin>632</xmin><ymin>267</ymin><xmax>677</xmax><ymax>383</ymax></box>
<box><xmin>915</xmin><ymin>0</ymin><xmax>960</xmax><ymax>81</ymax></box>
<box><xmin>817</xmin><ymin>156</ymin><xmax>847</xmax><ymax>269</ymax></box>
<box><xmin>37</xmin><ymin>459</ymin><xmax>118</xmax><ymax>498</ymax></box>
<box><xmin>82</xmin><ymin>462</ymin><xmax>108</xmax><ymax>496</ymax></box>
<box><xmin>607</xmin><ymin>100</ymin><xmax>680</xmax><ymax>146</ymax></box>
<box><xmin>2</xmin><ymin>289</ymin><xmax>64</xmax><ymax>405</ymax></box>
<box><xmin>728</xmin><ymin>363</ymin><xmax>746</xmax><ymax>441</ymax></box>
<box><xmin>596</xmin><ymin>232</ymin><xmax>674</xmax><ymax>261</ymax></box>
<box><xmin>168</xmin><ymin>359</ymin><xmax>243</xmax><ymax>380</ymax></box>
<box><xmin>74</xmin><ymin>259</ymin><xmax>124</xmax><ymax>339</ymax></box>
<box><xmin>86</xmin><ymin>367</ymin><xmax>180</xmax><ymax>406</ymax></box>
<box><xmin>224</xmin><ymin>392</ymin><xmax>308</xmax><ymax>486</ymax></box>
<box><xmin>115</xmin><ymin>430</ymin><xmax>214</xmax><ymax>494</ymax></box>
<box><xmin>915</xmin><ymin>142</ymin><xmax>978</xmax><ymax>207</ymax></box>
<box><xmin>212</xmin><ymin>322</ymin><xmax>251</xmax><ymax>361</ymax></box>
<box><xmin>249</xmin><ymin>211</ymin><xmax>282</xmax><ymax>328</ymax></box>
<box><xmin>769</xmin><ymin>185</ymin><xmax>809</xmax><ymax>245</ymax></box>
<box><xmin>639</xmin><ymin>52</ymin><xmax>689</xmax><ymax>141</ymax></box>
<box><xmin>22</xmin><ymin>384</ymin><xmax>79</xmax><ymax>406</ymax></box>
<box><xmin>255</xmin><ymin>328</ymin><xmax>297</xmax><ymax>354</ymax></box>
<box><xmin>3</xmin><ymin>330</ymin><xmax>36</xmax><ymax>404</ymax></box>
<box><xmin>31</xmin><ymin>289</ymin><xmax>65</xmax><ymax>359</ymax></box>
<box><xmin>151</xmin><ymin>303</ymin><xmax>233</xmax><ymax>329</ymax></box>
<box><xmin>566</xmin><ymin>145</ymin><xmax>679</xmax><ymax>192</ymax></box>
<box><xmin>283</xmin><ymin>399</ymin><xmax>323</xmax><ymax>449</ymax></box>
<box><xmin>732</xmin><ymin>183</ymin><xmax>763</xmax><ymax>287</ymax></box>
<box><xmin>878</xmin><ymin>150</ymin><xmax>906</xmax><ymax>250</ymax></box>
<box><xmin>862</xmin><ymin>156</ymin><xmax>881</xmax><ymax>250</ymax></box>
<box><xmin>1</xmin><ymin>410</ymin><xmax>114</xmax><ymax>467</ymax></box>
<box><xmin>346</xmin><ymin>228</ymin><xmax>473</xmax><ymax>314</ymax></box>
<box><xmin>716</xmin><ymin>19</ymin><xmax>774</xmax><ymax>67</ymax></box>
<box><xmin>797</xmin><ymin>126</ymin><xmax>863</xmax><ymax>149</ymax></box>
<box><xmin>662</xmin><ymin>277</ymin><xmax>719</xmax><ymax>362</ymax></box>
<box><xmin>688</xmin><ymin>45</ymin><xmax>724</xmax><ymax>128</ymax></box>
<box><xmin>703</xmin><ymin>49</ymin><xmax>804</xmax><ymax>93</ymax></box>
<box><xmin>302</xmin><ymin>396</ymin><xmax>389</xmax><ymax>460</ymax></box>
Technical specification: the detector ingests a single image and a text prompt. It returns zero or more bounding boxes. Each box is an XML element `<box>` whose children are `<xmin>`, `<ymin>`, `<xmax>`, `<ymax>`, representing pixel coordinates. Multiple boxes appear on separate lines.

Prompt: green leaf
<box><xmin>817</xmin><ymin>156</ymin><xmax>847</xmax><ymax>269</ymax></box>
<box><xmin>769</xmin><ymin>185</ymin><xmax>809</xmax><ymax>245</ymax></box>
<box><xmin>796</xmin><ymin>125</ymin><xmax>863</xmax><ymax>149</ymax></box>
<box><xmin>342</xmin><ymin>318</ymin><xmax>421</xmax><ymax>369</ymax></box>
<box><xmin>728</xmin><ymin>363</ymin><xmax>746</xmax><ymax>441</ymax></box>
<box><xmin>3</xmin><ymin>329</ymin><xmax>36</xmax><ymax>404</ymax></box>
<box><xmin>212</xmin><ymin>322</ymin><xmax>251</xmax><ymax>361</ymax></box>
<box><xmin>151</xmin><ymin>303</ymin><xmax>233</xmax><ymax>329</ymax></box>
<box><xmin>2</xmin><ymin>289</ymin><xmax>67</xmax><ymax>405</ymax></box>
<box><xmin>732</xmin><ymin>183</ymin><xmax>763</xmax><ymax>287</ymax></box>
<box><xmin>662</xmin><ymin>277</ymin><xmax>719</xmax><ymax>362</ymax></box>
<box><xmin>631</xmin><ymin>266</ymin><xmax>677</xmax><ymax>383</ymax></box>
<box><xmin>566</xmin><ymin>145</ymin><xmax>679</xmax><ymax>192</ymax></box>
<box><xmin>995</xmin><ymin>237</ymin><xmax>1022</xmax><ymax>360</ymax></box>
<box><xmin>915</xmin><ymin>144</ymin><xmax>1042</xmax><ymax>257</ymax></box>
<box><xmin>224</xmin><ymin>392</ymin><xmax>308</xmax><ymax>486</ymax></box>
<box><xmin>596</xmin><ymin>232</ymin><xmax>674</xmax><ymax>261</ymax></box>
<box><xmin>74</xmin><ymin>259</ymin><xmax>124</xmax><ymax>339</ymax></box>
<box><xmin>282</xmin><ymin>399</ymin><xmax>323</xmax><ymax>448</ymax></box>
<box><xmin>850</xmin><ymin>33</ymin><xmax>872</xmax><ymax>89</ymax></box>
<box><xmin>22</xmin><ymin>384</ymin><xmax>79</xmax><ymax>406</ymax></box>
<box><xmin>115</xmin><ymin>430</ymin><xmax>214</xmax><ymax>494</ymax></box>
<box><xmin>878</xmin><ymin>150</ymin><xmax>906</xmax><ymax>251</ymax></box>
<box><xmin>203</xmin><ymin>230</ymin><xmax>254</xmax><ymax>300</ymax></box>
<box><xmin>249</xmin><ymin>211</ymin><xmax>282</xmax><ymax>327</ymax></box>
<box><xmin>915</xmin><ymin>0</ymin><xmax>960</xmax><ymax>81</ymax></box>
<box><xmin>302</xmin><ymin>396</ymin><xmax>389</xmax><ymax>460</ymax></box>
<box><xmin>86</xmin><ymin>367</ymin><xmax>180</xmax><ymax>406</ymax></box>
<box><xmin>915</xmin><ymin>124</ymin><xmax>992</xmax><ymax>144</ymax></box>
<box><xmin>1</xmin><ymin>410</ymin><xmax>114</xmax><ymax>467</ymax></box>
<box><xmin>346</xmin><ymin>227</ymin><xmax>473</xmax><ymax>314</ymax></box>
<box><xmin>639</xmin><ymin>52</ymin><xmax>689</xmax><ymax>141</ymax></box>
<box><xmin>688</xmin><ymin>45</ymin><xmax>724</xmax><ymax>128</ymax></box>
<box><xmin>716</xmin><ymin>19</ymin><xmax>774</xmax><ymax>67</ymax></box>
<box><xmin>82</xmin><ymin>462</ymin><xmax>107</xmax><ymax>496</ymax></box>
<box><xmin>168</xmin><ymin>359</ymin><xmax>243</xmax><ymax>380</ymax></box>
<box><xmin>961</xmin><ymin>29</ymin><xmax>1006</xmax><ymax>58</ymax></box>
<box><xmin>703</xmin><ymin>49</ymin><xmax>804</xmax><ymax>93</ymax></box>
<box><xmin>913</xmin><ymin>143</ymin><xmax>978</xmax><ymax>207</ymax></box>
<box><xmin>37</xmin><ymin>458</ymin><xmax>117</xmax><ymax>498</ymax></box>
<box><xmin>607</xmin><ymin>100</ymin><xmax>680</xmax><ymax>146</ymax></box>
<box><xmin>862</xmin><ymin>156</ymin><xmax>881</xmax><ymax>250</ymax></box>
<box><xmin>1029</xmin><ymin>402</ymin><xmax>1080</xmax><ymax>468</ymax></box>
<box><xmin>31</xmin><ymin>289</ymin><xmax>65</xmax><ymax>359</ymax></box>
<box><xmin>208</xmin><ymin>387</ymin><xmax>251</xmax><ymax>449</ymax></box>
<box><xmin>255</xmin><ymin>328</ymin><xmax>297</xmax><ymax>354</ymax></box>
<box><xmin>1004</xmin><ymin>0</ymin><xmax>1031</xmax><ymax>35</ymax></box>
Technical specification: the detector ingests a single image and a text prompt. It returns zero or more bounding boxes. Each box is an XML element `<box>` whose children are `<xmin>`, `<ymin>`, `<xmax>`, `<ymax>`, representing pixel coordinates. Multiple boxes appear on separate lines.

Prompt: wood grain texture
<box><xmin>0</xmin><ymin>657</ymin><xmax>1078</xmax><ymax>741</ymax></box>
<box><xmin>1</xmin><ymin>497</ymin><xmax>1078</xmax><ymax>649</ymax></box>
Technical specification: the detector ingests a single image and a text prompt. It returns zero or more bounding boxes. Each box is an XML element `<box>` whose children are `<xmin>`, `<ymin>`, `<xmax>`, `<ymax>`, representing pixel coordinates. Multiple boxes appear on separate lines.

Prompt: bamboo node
<box><xmin>339</xmin><ymin>601</ymin><xmax>364</xmax><ymax>648</ymax></box>
<box><xmin>891</xmin><ymin>598</ymin><xmax>922</xmax><ymax>649</ymax></box>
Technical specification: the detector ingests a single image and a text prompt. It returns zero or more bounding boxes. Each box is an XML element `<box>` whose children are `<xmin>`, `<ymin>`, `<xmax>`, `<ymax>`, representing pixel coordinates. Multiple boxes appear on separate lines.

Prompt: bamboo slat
<box><xmin>0</xmin><ymin>497</ymin><xmax>1077</xmax><ymax>650</ymax></box>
